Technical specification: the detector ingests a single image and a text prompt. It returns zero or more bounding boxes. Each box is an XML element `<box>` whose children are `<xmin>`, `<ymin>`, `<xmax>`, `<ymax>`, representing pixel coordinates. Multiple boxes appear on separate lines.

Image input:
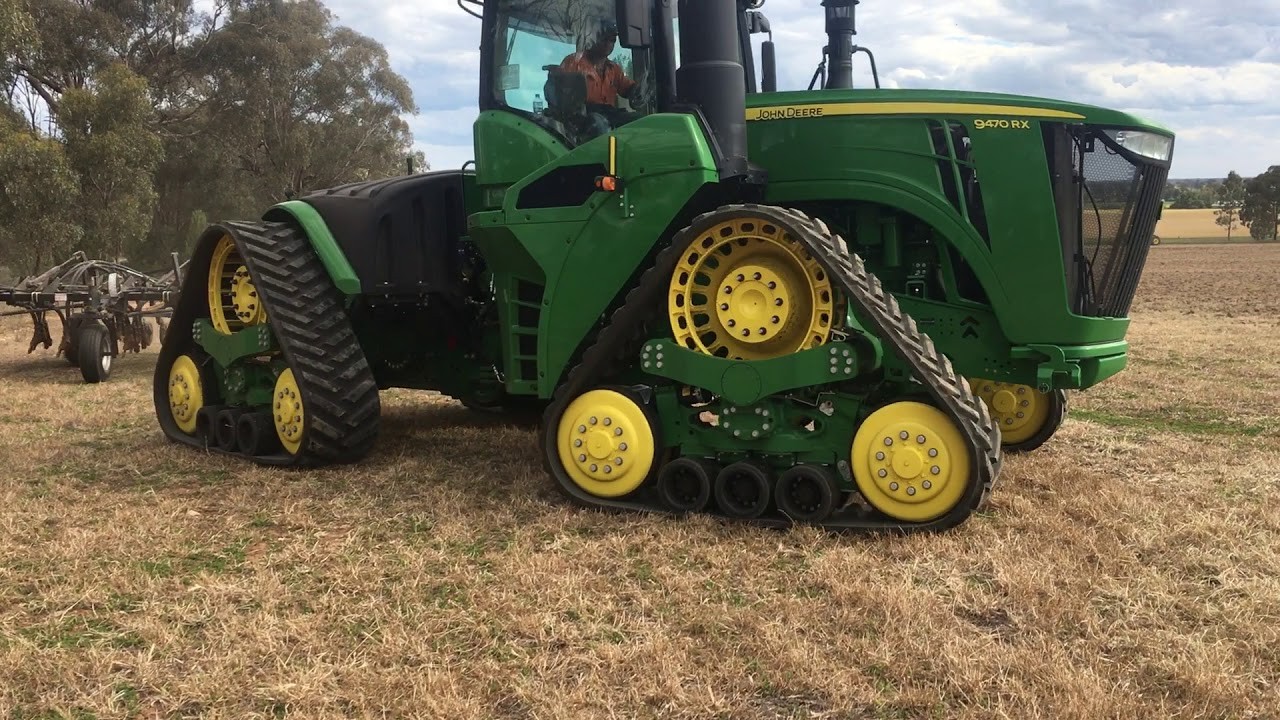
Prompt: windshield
<box><xmin>490</xmin><ymin>0</ymin><xmax>662</xmax><ymax>147</ymax></box>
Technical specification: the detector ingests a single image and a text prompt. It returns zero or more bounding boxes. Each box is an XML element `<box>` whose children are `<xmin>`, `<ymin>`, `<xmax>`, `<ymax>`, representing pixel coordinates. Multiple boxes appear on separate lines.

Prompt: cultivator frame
<box><xmin>0</xmin><ymin>252</ymin><xmax>185</xmax><ymax>383</ymax></box>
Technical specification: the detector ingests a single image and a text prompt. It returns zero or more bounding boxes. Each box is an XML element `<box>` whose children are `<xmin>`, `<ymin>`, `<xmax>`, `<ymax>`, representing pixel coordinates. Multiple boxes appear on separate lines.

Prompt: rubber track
<box><xmin>540</xmin><ymin>203</ymin><xmax>1002</xmax><ymax>533</ymax></box>
<box><xmin>153</xmin><ymin>221</ymin><xmax>380</xmax><ymax>466</ymax></box>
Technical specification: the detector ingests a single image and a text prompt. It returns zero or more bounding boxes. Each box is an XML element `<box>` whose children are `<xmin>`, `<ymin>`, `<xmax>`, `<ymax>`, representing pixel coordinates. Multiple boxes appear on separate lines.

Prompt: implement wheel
<box><xmin>77</xmin><ymin>323</ymin><xmax>113</xmax><ymax>383</ymax></box>
<box><xmin>970</xmin><ymin>380</ymin><xmax>1068</xmax><ymax>453</ymax></box>
<box><xmin>851</xmin><ymin>401</ymin><xmax>971</xmax><ymax>523</ymax></box>
<box><xmin>668</xmin><ymin>212</ymin><xmax>837</xmax><ymax>360</ymax></box>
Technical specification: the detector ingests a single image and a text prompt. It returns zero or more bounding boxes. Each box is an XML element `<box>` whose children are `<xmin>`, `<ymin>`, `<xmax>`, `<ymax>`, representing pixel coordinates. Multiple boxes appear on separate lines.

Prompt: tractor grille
<box><xmin>1078</xmin><ymin>133</ymin><xmax>1167</xmax><ymax>317</ymax></box>
<box><xmin>1046</xmin><ymin>125</ymin><xmax>1169</xmax><ymax>318</ymax></box>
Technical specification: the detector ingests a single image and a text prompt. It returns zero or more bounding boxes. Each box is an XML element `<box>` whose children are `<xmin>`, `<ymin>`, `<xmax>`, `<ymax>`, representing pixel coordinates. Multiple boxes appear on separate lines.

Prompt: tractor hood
<box><xmin>746</xmin><ymin>88</ymin><xmax>1173</xmax><ymax>136</ymax></box>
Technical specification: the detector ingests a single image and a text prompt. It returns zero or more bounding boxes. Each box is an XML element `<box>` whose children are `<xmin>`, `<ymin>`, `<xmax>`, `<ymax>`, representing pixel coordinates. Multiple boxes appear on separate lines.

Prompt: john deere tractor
<box><xmin>154</xmin><ymin>0</ymin><xmax>1173</xmax><ymax>532</ymax></box>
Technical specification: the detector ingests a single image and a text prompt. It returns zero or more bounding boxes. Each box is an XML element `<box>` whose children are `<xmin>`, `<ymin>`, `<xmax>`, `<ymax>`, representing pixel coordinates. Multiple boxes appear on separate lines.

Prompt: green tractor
<box><xmin>154</xmin><ymin>0</ymin><xmax>1173</xmax><ymax>532</ymax></box>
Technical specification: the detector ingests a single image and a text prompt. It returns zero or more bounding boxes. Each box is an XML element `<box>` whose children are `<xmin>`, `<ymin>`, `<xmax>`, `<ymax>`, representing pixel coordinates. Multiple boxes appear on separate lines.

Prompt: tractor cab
<box><xmin>484</xmin><ymin>0</ymin><xmax>668</xmax><ymax>148</ymax></box>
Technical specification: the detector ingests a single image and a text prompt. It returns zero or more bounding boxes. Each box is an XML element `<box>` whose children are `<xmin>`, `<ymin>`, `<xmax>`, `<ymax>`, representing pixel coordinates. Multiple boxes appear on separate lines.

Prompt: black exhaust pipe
<box><xmin>676</xmin><ymin>0</ymin><xmax>748</xmax><ymax>176</ymax></box>
<box><xmin>823</xmin><ymin>0</ymin><xmax>859</xmax><ymax>89</ymax></box>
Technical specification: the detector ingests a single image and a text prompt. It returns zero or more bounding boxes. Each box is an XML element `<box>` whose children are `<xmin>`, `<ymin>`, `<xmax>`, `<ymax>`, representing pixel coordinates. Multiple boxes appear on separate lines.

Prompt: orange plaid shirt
<box><xmin>559</xmin><ymin>51</ymin><xmax>635</xmax><ymax>106</ymax></box>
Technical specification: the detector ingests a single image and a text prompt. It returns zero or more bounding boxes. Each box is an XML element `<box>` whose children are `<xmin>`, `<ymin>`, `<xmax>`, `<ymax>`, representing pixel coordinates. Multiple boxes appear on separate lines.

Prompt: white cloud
<box><xmin>326</xmin><ymin>0</ymin><xmax>1279</xmax><ymax>178</ymax></box>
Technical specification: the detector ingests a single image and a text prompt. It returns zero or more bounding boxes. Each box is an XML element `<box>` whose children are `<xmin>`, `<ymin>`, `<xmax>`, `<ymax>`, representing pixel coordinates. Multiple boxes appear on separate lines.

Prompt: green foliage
<box><xmin>0</xmin><ymin>114</ymin><xmax>82</xmax><ymax>275</ymax></box>
<box><xmin>1214</xmin><ymin>171</ymin><xmax>1246</xmax><ymax>240</ymax></box>
<box><xmin>1168</xmin><ymin>183</ymin><xmax>1219</xmax><ymax>209</ymax></box>
<box><xmin>4</xmin><ymin>0</ymin><xmax>420</xmax><ymax>268</ymax></box>
<box><xmin>59</xmin><ymin>63</ymin><xmax>163</xmax><ymax>261</ymax></box>
<box><xmin>0</xmin><ymin>0</ymin><xmax>36</xmax><ymax>84</ymax></box>
<box><xmin>1241</xmin><ymin>166</ymin><xmax>1280</xmax><ymax>242</ymax></box>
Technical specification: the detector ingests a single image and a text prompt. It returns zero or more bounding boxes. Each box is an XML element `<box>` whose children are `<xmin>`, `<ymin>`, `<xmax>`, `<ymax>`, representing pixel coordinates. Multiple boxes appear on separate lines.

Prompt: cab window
<box><xmin>490</xmin><ymin>0</ymin><xmax>657</xmax><ymax>146</ymax></box>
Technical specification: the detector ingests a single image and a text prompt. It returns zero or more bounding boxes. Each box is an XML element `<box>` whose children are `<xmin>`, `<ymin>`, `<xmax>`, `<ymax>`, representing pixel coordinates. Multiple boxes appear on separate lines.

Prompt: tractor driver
<box><xmin>559</xmin><ymin>20</ymin><xmax>640</xmax><ymax>111</ymax></box>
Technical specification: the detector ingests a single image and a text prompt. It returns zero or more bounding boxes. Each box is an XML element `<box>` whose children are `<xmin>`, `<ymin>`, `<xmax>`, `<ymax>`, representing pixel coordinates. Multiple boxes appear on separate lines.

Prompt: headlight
<box><xmin>1106</xmin><ymin>129</ymin><xmax>1173</xmax><ymax>162</ymax></box>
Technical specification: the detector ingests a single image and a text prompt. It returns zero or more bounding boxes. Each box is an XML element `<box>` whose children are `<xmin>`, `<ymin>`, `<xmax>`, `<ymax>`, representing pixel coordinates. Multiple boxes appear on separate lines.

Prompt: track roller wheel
<box><xmin>714</xmin><ymin>461</ymin><xmax>772</xmax><ymax>519</ymax></box>
<box><xmin>851</xmin><ymin>401</ymin><xmax>971</xmax><ymax>523</ymax></box>
<box><xmin>657</xmin><ymin>457</ymin><xmax>717</xmax><ymax>513</ymax></box>
<box><xmin>167</xmin><ymin>354</ymin><xmax>207</xmax><ymax>435</ymax></box>
<box><xmin>970</xmin><ymin>379</ymin><xmax>1067</xmax><ymax>453</ymax></box>
<box><xmin>554</xmin><ymin>387</ymin><xmax>659</xmax><ymax>498</ymax></box>
<box><xmin>214</xmin><ymin>408</ymin><xmax>246</xmax><ymax>452</ymax></box>
<box><xmin>775</xmin><ymin>465</ymin><xmax>841</xmax><ymax>523</ymax></box>
<box><xmin>237</xmin><ymin>411</ymin><xmax>280</xmax><ymax>456</ymax></box>
<box><xmin>668</xmin><ymin>213</ymin><xmax>837</xmax><ymax>360</ymax></box>
<box><xmin>196</xmin><ymin>406</ymin><xmax>220</xmax><ymax>444</ymax></box>
<box><xmin>273</xmin><ymin>368</ymin><xmax>306</xmax><ymax>455</ymax></box>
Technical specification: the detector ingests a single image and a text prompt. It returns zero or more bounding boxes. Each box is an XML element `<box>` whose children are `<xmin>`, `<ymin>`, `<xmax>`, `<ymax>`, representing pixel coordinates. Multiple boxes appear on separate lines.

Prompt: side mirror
<box><xmin>761</xmin><ymin>40</ymin><xmax>777</xmax><ymax>92</ymax></box>
<box><xmin>616</xmin><ymin>0</ymin><xmax>652</xmax><ymax>48</ymax></box>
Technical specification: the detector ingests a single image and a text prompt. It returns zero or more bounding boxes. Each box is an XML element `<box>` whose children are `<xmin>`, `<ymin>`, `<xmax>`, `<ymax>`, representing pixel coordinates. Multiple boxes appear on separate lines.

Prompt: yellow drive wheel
<box><xmin>668</xmin><ymin>215</ymin><xmax>836</xmax><ymax>360</ymax></box>
<box><xmin>273</xmin><ymin>368</ymin><xmax>305</xmax><ymax>455</ymax></box>
<box><xmin>970</xmin><ymin>379</ymin><xmax>1052</xmax><ymax>446</ymax></box>
<box><xmin>168</xmin><ymin>354</ymin><xmax>204</xmax><ymax>434</ymax></box>
<box><xmin>207</xmin><ymin>234</ymin><xmax>267</xmax><ymax>335</ymax></box>
<box><xmin>555</xmin><ymin>388</ymin><xmax>657</xmax><ymax>498</ymax></box>
<box><xmin>851</xmin><ymin>401</ymin><xmax>971</xmax><ymax>523</ymax></box>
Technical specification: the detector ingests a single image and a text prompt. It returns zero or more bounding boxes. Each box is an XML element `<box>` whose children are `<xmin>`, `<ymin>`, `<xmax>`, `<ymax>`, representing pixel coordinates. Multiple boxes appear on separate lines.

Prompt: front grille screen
<box><xmin>1073</xmin><ymin>130</ymin><xmax>1168</xmax><ymax>317</ymax></box>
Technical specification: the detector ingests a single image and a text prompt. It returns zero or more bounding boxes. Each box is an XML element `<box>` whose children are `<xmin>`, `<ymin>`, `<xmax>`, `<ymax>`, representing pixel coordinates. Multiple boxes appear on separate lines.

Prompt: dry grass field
<box><xmin>2</xmin><ymin>243</ymin><xmax>1279</xmax><ymax>719</ymax></box>
<box><xmin>1154</xmin><ymin>208</ymin><xmax>1253</xmax><ymax>243</ymax></box>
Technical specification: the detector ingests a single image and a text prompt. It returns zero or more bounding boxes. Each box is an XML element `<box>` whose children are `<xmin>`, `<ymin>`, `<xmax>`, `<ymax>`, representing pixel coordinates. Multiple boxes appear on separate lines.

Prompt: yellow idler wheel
<box><xmin>273</xmin><ymin>368</ymin><xmax>305</xmax><ymax>455</ymax></box>
<box><xmin>970</xmin><ymin>379</ymin><xmax>1052</xmax><ymax>446</ymax></box>
<box><xmin>167</xmin><ymin>354</ymin><xmax>204</xmax><ymax>434</ymax></box>
<box><xmin>556</xmin><ymin>389</ymin><xmax>657</xmax><ymax>498</ymax></box>
<box><xmin>207</xmin><ymin>234</ymin><xmax>267</xmax><ymax>335</ymax></box>
<box><xmin>668</xmin><ymin>215</ymin><xmax>836</xmax><ymax>360</ymax></box>
<box><xmin>851</xmin><ymin>401</ymin><xmax>971</xmax><ymax>523</ymax></box>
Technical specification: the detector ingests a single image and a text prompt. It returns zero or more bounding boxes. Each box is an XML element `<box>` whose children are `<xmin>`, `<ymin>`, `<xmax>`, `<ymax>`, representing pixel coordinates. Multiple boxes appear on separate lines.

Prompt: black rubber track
<box><xmin>540</xmin><ymin>204</ymin><xmax>1003</xmax><ymax>533</ymax></box>
<box><xmin>153</xmin><ymin>220</ymin><xmax>380</xmax><ymax>466</ymax></box>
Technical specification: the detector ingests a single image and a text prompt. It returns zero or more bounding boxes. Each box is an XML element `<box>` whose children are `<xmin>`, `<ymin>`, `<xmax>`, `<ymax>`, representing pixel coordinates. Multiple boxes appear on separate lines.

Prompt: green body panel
<box><xmin>743</xmin><ymin>87</ymin><xmax>1167</xmax><ymax>390</ymax></box>
<box><xmin>640</xmin><ymin>339</ymin><xmax>870</xmax><ymax>407</ymax></box>
<box><xmin>264</xmin><ymin>200</ymin><xmax>361</xmax><ymax>296</ymax></box>
<box><xmin>654</xmin><ymin>386</ymin><xmax>863</xmax><ymax>484</ymax></box>
<box><xmin>192</xmin><ymin>319</ymin><xmax>276</xmax><ymax>369</ymax></box>
<box><xmin>466</xmin><ymin>112</ymin><xmax>720</xmax><ymax>397</ymax></box>
<box><xmin>473</xmin><ymin>111</ymin><xmax>567</xmax><ymax>202</ymax></box>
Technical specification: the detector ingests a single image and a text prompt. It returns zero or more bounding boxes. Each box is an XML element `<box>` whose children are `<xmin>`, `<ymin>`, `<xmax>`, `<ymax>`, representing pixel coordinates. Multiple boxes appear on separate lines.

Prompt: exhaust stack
<box><xmin>823</xmin><ymin>0</ymin><xmax>858</xmax><ymax>89</ymax></box>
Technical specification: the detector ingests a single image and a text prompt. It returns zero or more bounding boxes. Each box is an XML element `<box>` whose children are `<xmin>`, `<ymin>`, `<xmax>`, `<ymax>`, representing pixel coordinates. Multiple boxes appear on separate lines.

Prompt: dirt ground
<box><xmin>1</xmin><ymin>243</ymin><xmax>1278</xmax><ymax>719</ymax></box>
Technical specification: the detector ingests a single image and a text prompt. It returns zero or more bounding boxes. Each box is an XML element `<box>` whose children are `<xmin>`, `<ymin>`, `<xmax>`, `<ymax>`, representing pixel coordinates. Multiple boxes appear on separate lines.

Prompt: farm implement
<box><xmin>2</xmin><ymin>252</ymin><xmax>183</xmax><ymax>383</ymax></box>
<box><xmin>154</xmin><ymin>0</ymin><xmax>1173</xmax><ymax>532</ymax></box>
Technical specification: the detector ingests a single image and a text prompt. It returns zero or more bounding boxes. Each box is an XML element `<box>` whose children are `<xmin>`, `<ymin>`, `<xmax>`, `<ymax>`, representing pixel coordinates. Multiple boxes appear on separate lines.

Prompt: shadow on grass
<box><xmin>0</xmin><ymin>349</ymin><xmax>158</xmax><ymax>385</ymax></box>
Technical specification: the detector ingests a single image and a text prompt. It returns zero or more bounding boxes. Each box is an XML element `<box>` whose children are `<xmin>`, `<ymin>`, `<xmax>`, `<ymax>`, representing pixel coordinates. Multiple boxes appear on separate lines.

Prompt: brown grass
<box><xmin>3</xmin><ymin>245</ymin><xmax>1280</xmax><ymax>719</ymax></box>
<box><xmin>1155</xmin><ymin>208</ymin><xmax>1246</xmax><ymax>242</ymax></box>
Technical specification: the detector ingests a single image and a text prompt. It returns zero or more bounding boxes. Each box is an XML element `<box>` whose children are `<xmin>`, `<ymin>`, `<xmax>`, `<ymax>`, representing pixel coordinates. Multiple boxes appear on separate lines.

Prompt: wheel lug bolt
<box><xmin>876</xmin><ymin>452</ymin><xmax>885</xmax><ymax>460</ymax></box>
<box><xmin>721</xmin><ymin>303</ymin><xmax>729</xmax><ymax>311</ymax></box>
<box><xmin>603</xmin><ymin>418</ymin><xmax>611</xmax><ymax>426</ymax></box>
<box><xmin>774</xmin><ymin>298</ymin><xmax>783</xmax><ymax>306</ymax></box>
<box><xmin>923</xmin><ymin>480</ymin><xmax>932</xmax><ymax>490</ymax></box>
<box><xmin>878</xmin><ymin>469</ymin><xmax>888</xmax><ymax>478</ymax></box>
<box><xmin>899</xmin><ymin>431</ymin><xmax>909</xmax><ymax>440</ymax></box>
<box><xmin>728</xmin><ymin>320</ymin><xmax>736</xmax><ymax>327</ymax></box>
<box><xmin>907</xmin><ymin>487</ymin><xmax>916</xmax><ymax>496</ymax></box>
<box><xmin>931</xmin><ymin>466</ymin><xmax>941</xmax><ymax>475</ymax></box>
<box><xmin>736</xmin><ymin>274</ymin><xmax>745</xmax><ymax>282</ymax></box>
<box><xmin>884</xmin><ymin>438</ymin><xmax>893</xmax><ymax>446</ymax></box>
<box><xmin>929</xmin><ymin>448</ymin><xmax>938</xmax><ymax>457</ymax></box>
<box><xmin>771</xmin><ymin>316</ymin><xmax>780</xmax><ymax>324</ymax></box>
<box><xmin>890</xmin><ymin>482</ymin><xmax>899</xmax><ymax>491</ymax></box>
<box><xmin>917</xmin><ymin>435</ymin><xmax>926</xmax><ymax>444</ymax></box>
<box><xmin>753</xmin><ymin>272</ymin><xmax>761</xmax><ymax>280</ymax></box>
<box><xmin>614</xmin><ymin>428</ymin><xmax>622</xmax><ymax>436</ymax></box>
<box><xmin>590</xmin><ymin>464</ymin><xmax>598</xmax><ymax>472</ymax></box>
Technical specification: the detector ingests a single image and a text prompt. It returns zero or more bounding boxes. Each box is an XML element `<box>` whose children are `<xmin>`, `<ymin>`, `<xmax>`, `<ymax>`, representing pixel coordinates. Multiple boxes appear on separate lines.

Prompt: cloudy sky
<box><xmin>322</xmin><ymin>0</ymin><xmax>1279</xmax><ymax>179</ymax></box>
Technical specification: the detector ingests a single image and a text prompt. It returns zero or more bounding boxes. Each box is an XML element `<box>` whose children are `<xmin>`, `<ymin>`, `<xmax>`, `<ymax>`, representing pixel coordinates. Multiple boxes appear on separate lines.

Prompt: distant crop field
<box><xmin>2</xmin><ymin>245</ymin><xmax>1279</xmax><ymax>718</ymax></box>
<box><xmin>1154</xmin><ymin>208</ymin><xmax>1249</xmax><ymax>243</ymax></box>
